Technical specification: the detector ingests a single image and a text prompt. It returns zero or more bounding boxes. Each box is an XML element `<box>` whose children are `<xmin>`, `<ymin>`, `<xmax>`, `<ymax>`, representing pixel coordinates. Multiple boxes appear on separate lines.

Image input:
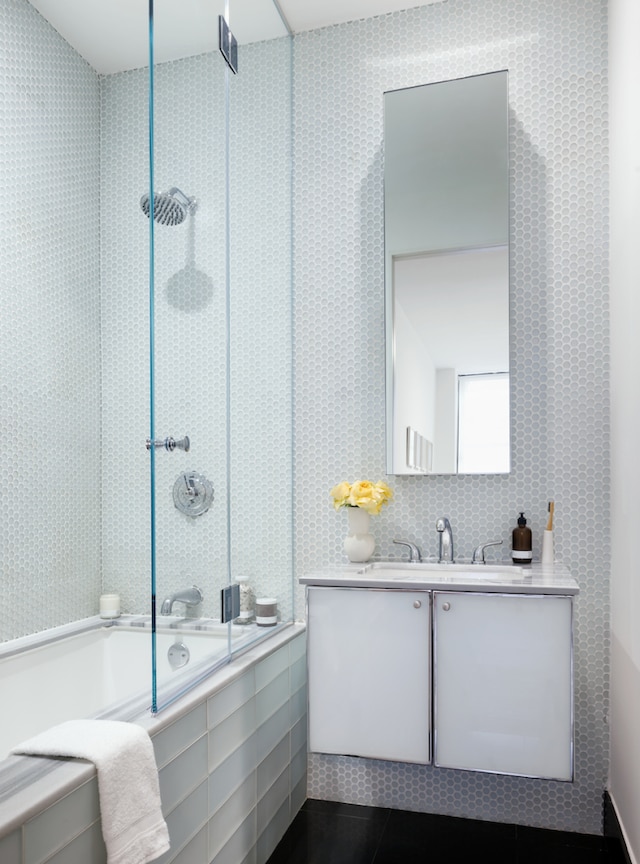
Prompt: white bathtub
<box><xmin>0</xmin><ymin>616</ymin><xmax>256</xmax><ymax>761</ymax></box>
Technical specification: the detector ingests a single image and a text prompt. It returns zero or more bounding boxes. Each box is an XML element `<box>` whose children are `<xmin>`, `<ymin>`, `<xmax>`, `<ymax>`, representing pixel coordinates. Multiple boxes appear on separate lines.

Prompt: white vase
<box><xmin>343</xmin><ymin>507</ymin><xmax>376</xmax><ymax>563</ymax></box>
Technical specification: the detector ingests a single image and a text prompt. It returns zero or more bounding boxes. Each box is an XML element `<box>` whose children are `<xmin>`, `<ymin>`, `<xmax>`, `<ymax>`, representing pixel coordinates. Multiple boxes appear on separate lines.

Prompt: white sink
<box><xmin>358</xmin><ymin>561</ymin><xmax>525</xmax><ymax>580</ymax></box>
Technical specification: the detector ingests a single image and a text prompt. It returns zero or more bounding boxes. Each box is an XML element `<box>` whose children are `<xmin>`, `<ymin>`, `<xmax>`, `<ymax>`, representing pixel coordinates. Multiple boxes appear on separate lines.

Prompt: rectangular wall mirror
<box><xmin>384</xmin><ymin>70</ymin><xmax>510</xmax><ymax>475</ymax></box>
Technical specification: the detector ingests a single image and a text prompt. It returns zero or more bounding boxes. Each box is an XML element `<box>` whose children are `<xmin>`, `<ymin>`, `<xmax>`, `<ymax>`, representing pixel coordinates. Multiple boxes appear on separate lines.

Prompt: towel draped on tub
<box><xmin>11</xmin><ymin>719</ymin><xmax>170</xmax><ymax>864</ymax></box>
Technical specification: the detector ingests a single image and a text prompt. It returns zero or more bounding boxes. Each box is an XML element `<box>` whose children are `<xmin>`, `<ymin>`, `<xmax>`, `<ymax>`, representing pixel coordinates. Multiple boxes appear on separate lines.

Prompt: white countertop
<box><xmin>300</xmin><ymin>560</ymin><xmax>579</xmax><ymax>595</ymax></box>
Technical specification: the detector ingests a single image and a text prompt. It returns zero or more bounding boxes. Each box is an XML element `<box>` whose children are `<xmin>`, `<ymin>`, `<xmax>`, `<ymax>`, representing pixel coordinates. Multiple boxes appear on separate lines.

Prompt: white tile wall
<box><xmin>2</xmin><ymin>0</ymin><xmax>293</xmax><ymax>642</ymax></box>
<box><xmin>209</xmin><ymin>700</ymin><xmax>257</xmax><ymax>772</ymax></box>
<box><xmin>23</xmin><ymin>779</ymin><xmax>100</xmax><ymax>864</ymax></box>
<box><xmin>0</xmin><ymin>830</ymin><xmax>21</xmax><ymax>863</ymax></box>
<box><xmin>0</xmin><ymin>0</ymin><xmax>101</xmax><ymax>642</ymax></box>
<box><xmin>294</xmin><ymin>0</ymin><xmax>608</xmax><ymax>836</ymax></box>
<box><xmin>208</xmin><ymin>775</ymin><xmax>255</xmax><ymax>859</ymax></box>
<box><xmin>159</xmin><ymin>737</ymin><xmax>209</xmax><ymax>814</ymax></box>
<box><xmin>2</xmin><ymin>0</ymin><xmax>611</xmax><ymax>842</ymax></box>
<box><xmin>100</xmin><ymin>33</ymin><xmax>294</xmax><ymax>625</ymax></box>
<box><xmin>154</xmin><ymin>703</ymin><xmax>208</xmax><ymax>769</ymax></box>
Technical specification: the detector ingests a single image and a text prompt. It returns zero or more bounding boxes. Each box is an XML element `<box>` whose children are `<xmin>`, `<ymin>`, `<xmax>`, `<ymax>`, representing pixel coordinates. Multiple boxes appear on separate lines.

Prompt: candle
<box><xmin>99</xmin><ymin>594</ymin><xmax>120</xmax><ymax>619</ymax></box>
<box><xmin>255</xmin><ymin>597</ymin><xmax>277</xmax><ymax>627</ymax></box>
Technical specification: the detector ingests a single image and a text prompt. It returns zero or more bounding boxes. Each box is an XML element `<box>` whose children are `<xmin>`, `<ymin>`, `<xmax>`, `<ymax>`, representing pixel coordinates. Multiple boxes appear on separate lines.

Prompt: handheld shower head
<box><xmin>140</xmin><ymin>187</ymin><xmax>196</xmax><ymax>226</ymax></box>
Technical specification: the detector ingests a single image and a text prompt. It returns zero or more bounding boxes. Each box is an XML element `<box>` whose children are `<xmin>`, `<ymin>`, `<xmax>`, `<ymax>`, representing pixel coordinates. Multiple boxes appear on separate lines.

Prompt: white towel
<box><xmin>11</xmin><ymin>719</ymin><xmax>170</xmax><ymax>864</ymax></box>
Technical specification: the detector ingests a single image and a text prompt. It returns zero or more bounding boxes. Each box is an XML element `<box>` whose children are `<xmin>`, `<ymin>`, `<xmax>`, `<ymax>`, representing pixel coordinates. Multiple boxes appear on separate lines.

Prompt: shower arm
<box><xmin>167</xmin><ymin>187</ymin><xmax>197</xmax><ymax>211</ymax></box>
<box><xmin>145</xmin><ymin>435</ymin><xmax>190</xmax><ymax>453</ymax></box>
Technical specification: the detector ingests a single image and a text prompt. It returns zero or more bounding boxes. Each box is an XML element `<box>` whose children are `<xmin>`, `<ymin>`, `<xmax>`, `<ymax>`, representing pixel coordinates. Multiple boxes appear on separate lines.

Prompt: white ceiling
<box><xmin>26</xmin><ymin>0</ymin><xmax>445</xmax><ymax>75</ymax></box>
<box><xmin>279</xmin><ymin>0</ymin><xmax>445</xmax><ymax>34</ymax></box>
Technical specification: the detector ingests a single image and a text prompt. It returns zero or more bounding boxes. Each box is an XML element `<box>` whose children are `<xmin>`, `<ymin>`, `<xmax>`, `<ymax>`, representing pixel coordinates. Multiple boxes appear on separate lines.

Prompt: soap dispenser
<box><xmin>512</xmin><ymin>512</ymin><xmax>532</xmax><ymax>564</ymax></box>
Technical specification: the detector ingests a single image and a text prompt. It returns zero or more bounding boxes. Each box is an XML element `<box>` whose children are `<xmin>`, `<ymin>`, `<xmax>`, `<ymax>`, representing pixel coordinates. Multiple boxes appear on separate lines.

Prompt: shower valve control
<box><xmin>173</xmin><ymin>471</ymin><xmax>214</xmax><ymax>517</ymax></box>
<box><xmin>146</xmin><ymin>435</ymin><xmax>190</xmax><ymax>453</ymax></box>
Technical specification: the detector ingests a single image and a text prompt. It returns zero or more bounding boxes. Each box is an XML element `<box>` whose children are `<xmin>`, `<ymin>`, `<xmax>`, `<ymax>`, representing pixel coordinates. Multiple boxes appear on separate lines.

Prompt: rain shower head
<box><xmin>140</xmin><ymin>187</ymin><xmax>196</xmax><ymax>226</ymax></box>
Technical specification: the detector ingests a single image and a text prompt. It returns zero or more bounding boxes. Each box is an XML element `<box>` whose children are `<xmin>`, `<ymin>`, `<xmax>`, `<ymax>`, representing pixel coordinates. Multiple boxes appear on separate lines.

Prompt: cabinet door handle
<box><xmin>442</xmin><ymin>602</ymin><xmax>451</xmax><ymax>611</ymax></box>
<box><xmin>413</xmin><ymin>600</ymin><xmax>422</xmax><ymax>609</ymax></box>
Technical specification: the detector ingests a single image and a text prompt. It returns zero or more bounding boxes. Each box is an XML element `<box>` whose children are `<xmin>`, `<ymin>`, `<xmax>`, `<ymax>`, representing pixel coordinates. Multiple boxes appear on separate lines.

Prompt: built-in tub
<box><xmin>0</xmin><ymin>621</ymin><xmax>307</xmax><ymax>864</ymax></box>
<box><xmin>0</xmin><ymin>616</ymin><xmax>275</xmax><ymax>761</ymax></box>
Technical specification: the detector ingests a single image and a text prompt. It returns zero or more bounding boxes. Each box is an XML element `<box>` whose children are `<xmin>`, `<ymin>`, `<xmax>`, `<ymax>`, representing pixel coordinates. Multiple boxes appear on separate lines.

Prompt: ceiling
<box><xmin>26</xmin><ymin>0</ymin><xmax>445</xmax><ymax>75</ymax></box>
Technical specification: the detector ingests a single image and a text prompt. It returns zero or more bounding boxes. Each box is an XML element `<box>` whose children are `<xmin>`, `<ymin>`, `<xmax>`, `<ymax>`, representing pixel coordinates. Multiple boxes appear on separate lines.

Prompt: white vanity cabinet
<box><xmin>307</xmin><ymin>586</ymin><xmax>431</xmax><ymax>764</ymax></box>
<box><xmin>433</xmin><ymin>591</ymin><xmax>573</xmax><ymax>780</ymax></box>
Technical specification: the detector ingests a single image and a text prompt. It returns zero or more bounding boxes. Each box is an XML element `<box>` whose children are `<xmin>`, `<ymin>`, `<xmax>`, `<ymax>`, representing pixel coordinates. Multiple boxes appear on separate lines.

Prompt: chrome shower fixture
<box><xmin>140</xmin><ymin>187</ymin><xmax>196</xmax><ymax>226</ymax></box>
<box><xmin>146</xmin><ymin>435</ymin><xmax>190</xmax><ymax>453</ymax></box>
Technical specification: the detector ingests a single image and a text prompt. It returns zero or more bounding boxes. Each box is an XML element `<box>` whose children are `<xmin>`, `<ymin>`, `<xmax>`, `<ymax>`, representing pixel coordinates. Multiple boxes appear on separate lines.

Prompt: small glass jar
<box><xmin>235</xmin><ymin>577</ymin><xmax>255</xmax><ymax>624</ymax></box>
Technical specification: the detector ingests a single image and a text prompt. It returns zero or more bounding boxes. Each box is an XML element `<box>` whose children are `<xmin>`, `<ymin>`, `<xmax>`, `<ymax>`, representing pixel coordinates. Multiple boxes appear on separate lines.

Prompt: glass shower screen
<box><xmin>146</xmin><ymin>0</ymin><xmax>293</xmax><ymax>713</ymax></box>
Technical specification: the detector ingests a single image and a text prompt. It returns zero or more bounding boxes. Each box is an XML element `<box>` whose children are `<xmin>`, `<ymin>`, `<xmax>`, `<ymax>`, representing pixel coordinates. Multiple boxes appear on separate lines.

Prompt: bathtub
<box><xmin>0</xmin><ymin>621</ymin><xmax>306</xmax><ymax>864</ymax></box>
<box><xmin>0</xmin><ymin>615</ymin><xmax>265</xmax><ymax>762</ymax></box>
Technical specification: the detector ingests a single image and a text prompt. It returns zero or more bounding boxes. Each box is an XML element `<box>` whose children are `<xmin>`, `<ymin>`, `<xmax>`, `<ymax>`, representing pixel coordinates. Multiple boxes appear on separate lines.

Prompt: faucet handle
<box><xmin>471</xmin><ymin>540</ymin><xmax>503</xmax><ymax>564</ymax></box>
<box><xmin>393</xmin><ymin>539</ymin><xmax>422</xmax><ymax>563</ymax></box>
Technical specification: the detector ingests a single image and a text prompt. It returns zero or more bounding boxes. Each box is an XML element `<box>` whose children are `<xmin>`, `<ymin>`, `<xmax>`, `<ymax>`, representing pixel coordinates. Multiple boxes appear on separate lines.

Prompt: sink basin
<box><xmin>358</xmin><ymin>561</ymin><xmax>525</xmax><ymax>580</ymax></box>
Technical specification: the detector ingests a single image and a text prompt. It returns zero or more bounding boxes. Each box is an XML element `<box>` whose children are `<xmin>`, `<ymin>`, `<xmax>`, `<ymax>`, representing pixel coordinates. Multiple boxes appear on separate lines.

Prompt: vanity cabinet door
<box><xmin>433</xmin><ymin>591</ymin><xmax>573</xmax><ymax>780</ymax></box>
<box><xmin>307</xmin><ymin>586</ymin><xmax>430</xmax><ymax>764</ymax></box>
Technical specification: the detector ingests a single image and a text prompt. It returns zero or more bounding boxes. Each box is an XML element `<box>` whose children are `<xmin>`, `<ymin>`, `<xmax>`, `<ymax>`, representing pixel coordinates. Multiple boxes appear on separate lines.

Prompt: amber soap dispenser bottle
<box><xmin>512</xmin><ymin>512</ymin><xmax>532</xmax><ymax>564</ymax></box>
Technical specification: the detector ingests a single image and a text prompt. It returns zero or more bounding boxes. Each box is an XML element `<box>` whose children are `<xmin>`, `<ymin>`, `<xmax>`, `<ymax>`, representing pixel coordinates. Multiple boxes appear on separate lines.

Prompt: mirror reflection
<box><xmin>385</xmin><ymin>71</ymin><xmax>510</xmax><ymax>475</ymax></box>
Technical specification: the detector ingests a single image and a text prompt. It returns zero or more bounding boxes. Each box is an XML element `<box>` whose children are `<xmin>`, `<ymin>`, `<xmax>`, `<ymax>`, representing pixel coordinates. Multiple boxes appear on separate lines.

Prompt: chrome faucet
<box><xmin>436</xmin><ymin>517</ymin><xmax>454</xmax><ymax>563</ymax></box>
<box><xmin>160</xmin><ymin>585</ymin><xmax>203</xmax><ymax>616</ymax></box>
<box><xmin>471</xmin><ymin>539</ymin><xmax>503</xmax><ymax>564</ymax></box>
<box><xmin>393</xmin><ymin>538</ymin><xmax>422</xmax><ymax>562</ymax></box>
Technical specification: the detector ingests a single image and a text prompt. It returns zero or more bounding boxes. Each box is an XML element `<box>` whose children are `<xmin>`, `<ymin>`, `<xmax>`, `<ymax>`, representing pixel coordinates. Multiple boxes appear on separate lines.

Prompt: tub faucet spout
<box><xmin>160</xmin><ymin>585</ymin><xmax>203</xmax><ymax>615</ymax></box>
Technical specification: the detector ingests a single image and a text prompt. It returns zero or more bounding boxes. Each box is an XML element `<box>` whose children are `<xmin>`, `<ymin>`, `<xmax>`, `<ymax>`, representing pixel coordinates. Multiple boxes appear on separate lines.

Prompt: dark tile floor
<box><xmin>267</xmin><ymin>799</ymin><xmax>627</xmax><ymax>864</ymax></box>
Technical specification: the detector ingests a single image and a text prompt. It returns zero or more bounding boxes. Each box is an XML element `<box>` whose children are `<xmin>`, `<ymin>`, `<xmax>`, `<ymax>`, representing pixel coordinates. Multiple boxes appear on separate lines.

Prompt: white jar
<box><xmin>255</xmin><ymin>597</ymin><xmax>277</xmax><ymax>627</ymax></box>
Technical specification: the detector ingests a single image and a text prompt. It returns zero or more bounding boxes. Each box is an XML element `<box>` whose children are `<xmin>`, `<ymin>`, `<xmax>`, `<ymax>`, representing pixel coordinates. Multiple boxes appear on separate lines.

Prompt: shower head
<box><xmin>140</xmin><ymin>187</ymin><xmax>196</xmax><ymax>226</ymax></box>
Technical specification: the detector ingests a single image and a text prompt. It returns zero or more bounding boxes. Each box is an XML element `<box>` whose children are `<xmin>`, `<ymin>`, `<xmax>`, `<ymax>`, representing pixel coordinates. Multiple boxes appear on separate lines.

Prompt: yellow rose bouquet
<box><xmin>329</xmin><ymin>480</ymin><xmax>393</xmax><ymax>515</ymax></box>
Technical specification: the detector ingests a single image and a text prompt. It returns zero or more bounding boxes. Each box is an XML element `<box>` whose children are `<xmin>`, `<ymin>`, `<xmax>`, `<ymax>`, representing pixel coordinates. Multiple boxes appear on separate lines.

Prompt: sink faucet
<box><xmin>160</xmin><ymin>585</ymin><xmax>203</xmax><ymax>616</ymax></box>
<box><xmin>393</xmin><ymin>538</ymin><xmax>422</xmax><ymax>562</ymax></box>
<box><xmin>436</xmin><ymin>517</ymin><xmax>454</xmax><ymax>563</ymax></box>
<box><xmin>472</xmin><ymin>539</ymin><xmax>503</xmax><ymax>564</ymax></box>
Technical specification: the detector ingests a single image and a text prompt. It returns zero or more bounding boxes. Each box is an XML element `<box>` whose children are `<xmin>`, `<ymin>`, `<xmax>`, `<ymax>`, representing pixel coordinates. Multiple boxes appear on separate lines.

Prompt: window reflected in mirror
<box><xmin>458</xmin><ymin>372</ymin><xmax>510</xmax><ymax>474</ymax></box>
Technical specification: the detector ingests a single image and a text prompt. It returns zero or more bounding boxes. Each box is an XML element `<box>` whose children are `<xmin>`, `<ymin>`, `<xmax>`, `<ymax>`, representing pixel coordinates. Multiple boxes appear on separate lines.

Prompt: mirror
<box><xmin>385</xmin><ymin>71</ymin><xmax>510</xmax><ymax>475</ymax></box>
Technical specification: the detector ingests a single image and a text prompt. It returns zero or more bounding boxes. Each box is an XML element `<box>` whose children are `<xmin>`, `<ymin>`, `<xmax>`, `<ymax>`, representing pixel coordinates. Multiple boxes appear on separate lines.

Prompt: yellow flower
<box><xmin>347</xmin><ymin>480</ymin><xmax>377</xmax><ymax>513</ymax></box>
<box><xmin>330</xmin><ymin>481</ymin><xmax>351</xmax><ymax>511</ymax></box>
<box><xmin>375</xmin><ymin>481</ymin><xmax>393</xmax><ymax>502</ymax></box>
<box><xmin>330</xmin><ymin>480</ymin><xmax>393</xmax><ymax>514</ymax></box>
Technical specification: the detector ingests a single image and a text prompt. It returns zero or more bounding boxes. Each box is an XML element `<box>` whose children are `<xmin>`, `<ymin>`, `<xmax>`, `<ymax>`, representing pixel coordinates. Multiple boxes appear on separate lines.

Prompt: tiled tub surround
<box><xmin>99</xmin><ymin>36</ymin><xmax>294</xmax><ymax>626</ymax></box>
<box><xmin>0</xmin><ymin>616</ymin><xmax>291</xmax><ymax>761</ymax></box>
<box><xmin>3</xmin><ymin>0</ymin><xmax>294</xmax><ymax>644</ymax></box>
<box><xmin>0</xmin><ymin>626</ymin><xmax>307</xmax><ymax>864</ymax></box>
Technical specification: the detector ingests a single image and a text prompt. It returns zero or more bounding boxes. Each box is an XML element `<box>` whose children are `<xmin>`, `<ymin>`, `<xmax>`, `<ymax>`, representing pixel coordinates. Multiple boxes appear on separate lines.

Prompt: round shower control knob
<box><xmin>173</xmin><ymin>471</ymin><xmax>214</xmax><ymax>517</ymax></box>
